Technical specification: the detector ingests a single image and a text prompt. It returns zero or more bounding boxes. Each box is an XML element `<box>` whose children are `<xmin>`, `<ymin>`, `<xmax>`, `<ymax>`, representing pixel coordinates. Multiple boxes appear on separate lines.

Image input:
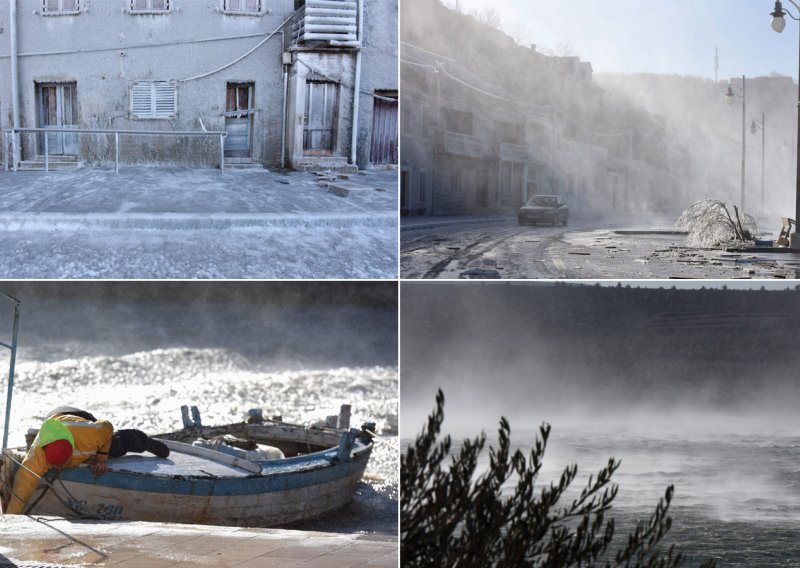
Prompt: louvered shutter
<box><xmin>131</xmin><ymin>82</ymin><xmax>175</xmax><ymax>118</ymax></box>
<box><xmin>153</xmin><ymin>82</ymin><xmax>176</xmax><ymax>117</ymax></box>
<box><xmin>131</xmin><ymin>83</ymin><xmax>152</xmax><ymax>117</ymax></box>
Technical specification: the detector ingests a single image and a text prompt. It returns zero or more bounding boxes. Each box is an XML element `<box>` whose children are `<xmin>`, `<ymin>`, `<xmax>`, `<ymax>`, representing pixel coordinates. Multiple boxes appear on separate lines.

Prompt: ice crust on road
<box><xmin>0</xmin><ymin>167</ymin><xmax>398</xmax><ymax>278</ymax></box>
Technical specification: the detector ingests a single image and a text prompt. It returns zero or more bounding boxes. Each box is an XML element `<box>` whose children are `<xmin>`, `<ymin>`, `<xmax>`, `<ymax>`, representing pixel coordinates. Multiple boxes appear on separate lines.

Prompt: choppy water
<box><xmin>0</xmin><ymin>294</ymin><xmax>398</xmax><ymax>535</ymax></box>
<box><xmin>403</xmin><ymin>425</ymin><xmax>800</xmax><ymax>566</ymax></box>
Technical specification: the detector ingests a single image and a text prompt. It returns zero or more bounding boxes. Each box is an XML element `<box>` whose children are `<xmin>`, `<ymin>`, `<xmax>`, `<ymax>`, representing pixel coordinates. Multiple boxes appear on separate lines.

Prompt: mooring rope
<box><xmin>2</xmin><ymin>451</ymin><xmax>103</xmax><ymax>520</ymax></box>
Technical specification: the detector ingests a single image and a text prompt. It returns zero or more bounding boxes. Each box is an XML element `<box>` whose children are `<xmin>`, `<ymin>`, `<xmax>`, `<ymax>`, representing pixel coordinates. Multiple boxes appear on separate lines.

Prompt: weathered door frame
<box><xmin>36</xmin><ymin>82</ymin><xmax>78</xmax><ymax>156</ymax></box>
<box><xmin>303</xmin><ymin>79</ymin><xmax>339</xmax><ymax>156</ymax></box>
<box><xmin>224</xmin><ymin>82</ymin><xmax>254</xmax><ymax>158</ymax></box>
<box><xmin>369</xmin><ymin>91</ymin><xmax>398</xmax><ymax>165</ymax></box>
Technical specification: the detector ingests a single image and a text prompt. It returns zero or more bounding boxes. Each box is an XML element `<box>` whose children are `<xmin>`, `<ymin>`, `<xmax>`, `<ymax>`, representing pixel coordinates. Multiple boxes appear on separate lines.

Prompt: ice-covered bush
<box><xmin>676</xmin><ymin>199</ymin><xmax>753</xmax><ymax>248</ymax></box>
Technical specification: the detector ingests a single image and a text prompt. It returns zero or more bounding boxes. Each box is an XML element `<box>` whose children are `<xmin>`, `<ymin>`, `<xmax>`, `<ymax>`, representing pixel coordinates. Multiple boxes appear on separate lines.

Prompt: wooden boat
<box><xmin>0</xmin><ymin>406</ymin><xmax>376</xmax><ymax>527</ymax></box>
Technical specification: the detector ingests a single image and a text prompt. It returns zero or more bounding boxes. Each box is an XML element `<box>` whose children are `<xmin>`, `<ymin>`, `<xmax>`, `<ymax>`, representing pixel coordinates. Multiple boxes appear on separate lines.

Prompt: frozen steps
<box><xmin>223</xmin><ymin>157</ymin><xmax>266</xmax><ymax>171</ymax></box>
<box><xmin>18</xmin><ymin>155</ymin><xmax>84</xmax><ymax>171</ymax></box>
<box><xmin>297</xmin><ymin>156</ymin><xmax>359</xmax><ymax>174</ymax></box>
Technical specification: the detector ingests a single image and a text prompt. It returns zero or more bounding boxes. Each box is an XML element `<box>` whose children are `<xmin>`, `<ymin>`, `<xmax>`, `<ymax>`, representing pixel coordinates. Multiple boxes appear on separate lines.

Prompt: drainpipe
<box><xmin>10</xmin><ymin>0</ymin><xmax>20</xmax><ymax>169</ymax></box>
<box><xmin>349</xmin><ymin>0</ymin><xmax>363</xmax><ymax>166</ymax></box>
<box><xmin>282</xmin><ymin>62</ymin><xmax>288</xmax><ymax>170</ymax></box>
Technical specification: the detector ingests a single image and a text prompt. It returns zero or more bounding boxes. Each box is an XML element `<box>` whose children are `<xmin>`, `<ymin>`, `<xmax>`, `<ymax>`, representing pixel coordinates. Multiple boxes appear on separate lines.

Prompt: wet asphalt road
<box><xmin>401</xmin><ymin>218</ymin><xmax>800</xmax><ymax>279</ymax></box>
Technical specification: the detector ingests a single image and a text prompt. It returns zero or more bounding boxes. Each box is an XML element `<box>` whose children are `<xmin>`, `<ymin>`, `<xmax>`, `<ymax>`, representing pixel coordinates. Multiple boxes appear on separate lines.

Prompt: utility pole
<box><xmin>740</xmin><ymin>75</ymin><xmax>746</xmax><ymax>216</ymax></box>
<box><xmin>761</xmin><ymin>111</ymin><xmax>766</xmax><ymax>215</ymax></box>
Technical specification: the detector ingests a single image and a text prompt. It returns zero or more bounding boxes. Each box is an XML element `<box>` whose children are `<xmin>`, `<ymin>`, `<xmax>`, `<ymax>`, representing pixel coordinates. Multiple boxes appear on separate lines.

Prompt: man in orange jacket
<box><xmin>5</xmin><ymin>408</ymin><xmax>169</xmax><ymax>515</ymax></box>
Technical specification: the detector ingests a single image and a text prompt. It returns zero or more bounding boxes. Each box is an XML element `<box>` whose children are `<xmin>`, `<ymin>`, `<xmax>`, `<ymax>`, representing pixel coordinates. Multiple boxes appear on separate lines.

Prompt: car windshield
<box><xmin>526</xmin><ymin>196</ymin><xmax>557</xmax><ymax>207</ymax></box>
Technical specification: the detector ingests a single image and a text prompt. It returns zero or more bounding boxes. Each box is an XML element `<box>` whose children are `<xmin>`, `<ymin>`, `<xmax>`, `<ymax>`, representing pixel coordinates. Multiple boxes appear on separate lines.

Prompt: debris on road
<box><xmin>459</xmin><ymin>268</ymin><xmax>502</xmax><ymax>279</ymax></box>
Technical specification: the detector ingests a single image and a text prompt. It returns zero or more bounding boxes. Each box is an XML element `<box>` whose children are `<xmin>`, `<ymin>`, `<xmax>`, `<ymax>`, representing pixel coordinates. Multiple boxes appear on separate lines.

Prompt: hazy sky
<box><xmin>449</xmin><ymin>0</ymin><xmax>799</xmax><ymax>79</ymax></box>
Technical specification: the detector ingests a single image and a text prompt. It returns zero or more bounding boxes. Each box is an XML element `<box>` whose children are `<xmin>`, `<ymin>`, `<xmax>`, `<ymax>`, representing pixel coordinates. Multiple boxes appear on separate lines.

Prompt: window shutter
<box><xmin>131</xmin><ymin>83</ymin><xmax>152</xmax><ymax>117</ymax></box>
<box><xmin>153</xmin><ymin>82</ymin><xmax>176</xmax><ymax>117</ymax></box>
<box><xmin>131</xmin><ymin>81</ymin><xmax>175</xmax><ymax>118</ymax></box>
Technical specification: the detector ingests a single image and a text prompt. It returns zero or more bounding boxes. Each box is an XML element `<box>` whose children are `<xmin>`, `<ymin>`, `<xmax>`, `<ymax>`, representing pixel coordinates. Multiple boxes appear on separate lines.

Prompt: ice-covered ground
<box><xmin>0</xmin><ymin>287</ymin><xmax>398</xmax><ymax>534</ymax></box>
<box><xmin>0</xmin><ymin>167</ymin><xmax>398</xmax><ymax>278</ymax></box>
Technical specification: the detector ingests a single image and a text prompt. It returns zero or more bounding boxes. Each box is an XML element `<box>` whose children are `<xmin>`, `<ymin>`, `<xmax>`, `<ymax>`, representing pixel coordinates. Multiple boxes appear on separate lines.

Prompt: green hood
<box><xmin>34</xmin><ymin>418</ymin><xmax>75</xmax><ymax>449</ymax></box>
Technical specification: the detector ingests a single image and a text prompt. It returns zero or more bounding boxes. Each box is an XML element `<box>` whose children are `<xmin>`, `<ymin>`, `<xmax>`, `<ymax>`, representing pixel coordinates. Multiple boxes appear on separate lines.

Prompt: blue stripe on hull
<box><xmin>55</xmin><ymin>447</ymin><xmax>372</xmax><ymax>497</ymax></box>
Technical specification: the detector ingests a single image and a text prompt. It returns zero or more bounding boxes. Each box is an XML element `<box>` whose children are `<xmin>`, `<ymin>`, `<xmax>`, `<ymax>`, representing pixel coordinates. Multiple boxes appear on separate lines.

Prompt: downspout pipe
<box><xmin>282</xmin><ymin>62</ymin><xmax>288</xmax><ymax>170</ymax></box>
<box><xmin>350</xmin><ymin>0</ymin><xmax>363</xmax><ymax>166</ymax></box>
<box><xmin>10</xmin><ymin>0</ymin><xmax>20</xmax><ymax>169</ymax></box>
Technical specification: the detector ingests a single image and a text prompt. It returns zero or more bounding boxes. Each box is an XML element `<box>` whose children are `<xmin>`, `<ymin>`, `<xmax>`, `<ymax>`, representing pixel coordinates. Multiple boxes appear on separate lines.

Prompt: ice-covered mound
<box><xmin>676</xmin><ymin>199</ymin><xmax>752</xmax><ymax>248</ymax></box>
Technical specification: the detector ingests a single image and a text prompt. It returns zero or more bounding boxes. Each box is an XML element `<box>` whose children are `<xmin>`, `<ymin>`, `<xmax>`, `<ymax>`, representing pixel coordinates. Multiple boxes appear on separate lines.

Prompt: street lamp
<box><xmin>770</xmin><ymin>0</ymin><xmax>800</xmax><ymax>247</ymax></box>
<box><xmin>725</xmin><ymin>76</ymin><xmax>747</xmax><ymax>216</ymax></box>
<box><xmin>751</xmin><ymin>113</ymin><xmax>766</xmax><ymax>217</ymax></box>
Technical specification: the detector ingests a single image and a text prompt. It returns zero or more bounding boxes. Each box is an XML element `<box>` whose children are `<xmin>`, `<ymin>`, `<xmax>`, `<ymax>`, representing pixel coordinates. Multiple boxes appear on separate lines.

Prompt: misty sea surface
<box><xmin>0</xmin><ymin>294</ymin><xmax>398</xmax><ymax>535</ymax></box>
<box><xmin>427</xmin><ymin>424</ymin><xmax>800</xmax><ymax>566</ymax></box>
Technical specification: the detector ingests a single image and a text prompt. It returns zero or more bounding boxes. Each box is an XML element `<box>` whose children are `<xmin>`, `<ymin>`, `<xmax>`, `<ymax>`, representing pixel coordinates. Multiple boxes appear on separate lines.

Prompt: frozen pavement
<box><xmin>0</xmin><ymin>167</ymin><xmax>398</xmax><ymax>278</ymax></box>
<box><xmin>0</xmin><ymin>516</ymin><xmax>398</xmax><ymax>567</ymax></box>
<box><xmin>402</xmin><ymin>217</ymin><xmax>800</xmax><ymax>279</ymax></box>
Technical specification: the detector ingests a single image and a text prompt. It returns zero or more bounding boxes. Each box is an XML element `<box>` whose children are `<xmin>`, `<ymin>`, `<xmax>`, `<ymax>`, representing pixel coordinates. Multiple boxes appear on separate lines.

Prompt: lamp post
<box><xmin>751</xmin><ymin>113</ymin><xmax>766</xmax><ymax>217</ymax></box>
<box><xmin>771</xmin><ymin>0</ymin><xmax>800</xmax><ymax>247</ymax></box>
<box><xmin>725</xmin><ymin>76</ymin><xmax>747</xmax><ymax>216</ymax></box>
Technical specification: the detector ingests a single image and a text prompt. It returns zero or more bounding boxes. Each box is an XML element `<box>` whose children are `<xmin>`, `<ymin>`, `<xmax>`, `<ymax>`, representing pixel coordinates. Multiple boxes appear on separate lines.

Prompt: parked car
<box><xmin>517</xmin><ymin>195</ymin><xmax>569</xmax><ymax>226</ymax></box>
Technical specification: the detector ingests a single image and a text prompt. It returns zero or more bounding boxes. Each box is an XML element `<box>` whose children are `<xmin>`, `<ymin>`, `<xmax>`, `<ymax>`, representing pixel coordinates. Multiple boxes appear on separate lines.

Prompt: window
<box><xmin>131</xmin><ymin>0</ymin><xmax>169</xmax><ymax>12</ymax></box>
<box><xmin>130</xmin><ymin>82</ymin><xmax>176</xmax><ymax>119</ymax></box>
<box><xmin>223</xmin><ymin>0</ymin><xmax>261</xmax><ymax>13</ymax></box>
<box><xmin>43</xmin><ymin>0</ymin><xmax>79</xmax><ymax>14</ymax></box>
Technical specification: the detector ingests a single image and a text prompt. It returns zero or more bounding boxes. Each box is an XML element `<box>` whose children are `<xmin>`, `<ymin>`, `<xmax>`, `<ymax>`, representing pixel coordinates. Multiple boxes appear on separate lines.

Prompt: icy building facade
<box><xmin>400</xmin><ymin>0</ymin><xmax>689</xmax><ymax>217</ymax></box>
<box><xmin>0</xmin><ymin>0</ymin><xmax>397</xmax><ymax>171</ymax></box>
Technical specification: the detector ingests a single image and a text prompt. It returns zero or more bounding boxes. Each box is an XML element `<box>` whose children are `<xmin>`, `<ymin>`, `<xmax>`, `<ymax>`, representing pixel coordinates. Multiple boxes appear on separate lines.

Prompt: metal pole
<box><xmin>44</xmin><ymin>133</ymin><xmax>48</xmax><ymax>172</ymax></box>
<box><xmin>349</xmin><ymin>0</ymin><xmax>364</xmax><ymax>166</ymax></box>
<box><xmin>794</xmin><ymin>25</ymin><xmax>800</xmax><ymax>246</ymax></box>
<box><xmin>550</xmin><ymin>106</ymin><xmax>557</xmax><ymax>194</ymax></box>
<box><xmin>740</xmin><ymin>75</ymin><xmax>746</xmax><ymax>216</ymax></box>
<box><xmin>220</xmin><ymin>134</ymin><xmax>225</xmax><ymax>172</ymax></box>
<box><xmin>762</xmin><ymin>111</ymin><xmax>766</xmax><ymax>216</ymax></box>
<box><xmin>10</xmin><ymin>0</ymin><xmax>20</xmax><ymax>170</ymax></box>
<box><xmin>115</xmin><ymin>132</ymin><xmax>119</xmax><ymax>174</ymax></box>
<box><xmin>2</xmin><ymin>300</ymin><xmax>20</xmax><ymax>451</ymax></box>
<box><xmin>3</xmin><ymin>131</ymin><xmax>7</xmax><ymax>172</ymax></box>
<box><xmin>281</xmin><ymin>64</ymin><xmax>288</xmax><ymax>170</ymax></box>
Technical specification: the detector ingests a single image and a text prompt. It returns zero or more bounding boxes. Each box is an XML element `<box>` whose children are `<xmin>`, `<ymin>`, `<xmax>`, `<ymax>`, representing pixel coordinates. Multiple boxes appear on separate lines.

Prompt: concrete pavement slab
<box><xmin>0</xmin><ymin>166</ymin><xmax>398</xmax><ymax>278</ymax></box>
<box><xmin>0</xmin><ymin>167</ymin><xmax>397</xmax><ymax>216</ymax></box>
<box><xmin>0</xmin><ymin>516</ymin><xmax>398</xmax><ymax>567</ymax></box>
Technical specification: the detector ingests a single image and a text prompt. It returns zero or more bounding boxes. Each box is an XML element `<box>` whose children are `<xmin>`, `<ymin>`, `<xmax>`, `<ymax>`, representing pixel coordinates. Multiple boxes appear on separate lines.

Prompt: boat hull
<box><xmin>28</xmin><ymin>450</ymin><xmax>370</xmax><ymax>526</ymax></box>
<box><xmin>3</xmin><ymin>424</ymin><xmax>375</xmax><ymax>527</ymax></box>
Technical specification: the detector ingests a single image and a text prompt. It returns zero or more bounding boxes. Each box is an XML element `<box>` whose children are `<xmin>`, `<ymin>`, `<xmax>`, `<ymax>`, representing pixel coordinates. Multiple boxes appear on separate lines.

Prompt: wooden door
<box><xmin>303</xmin><ymin>81</ymin><xmax>338</xmax><ymax>155</ymax></box>
<box><xmin>369</xmin><ymin>94</ymin><xmax>398</xmax><ymax>165</ymax></box>
<box><xmin>225</xmin><ymin>83</ymin><xmax>253</xmax><ymax>158</ymax></box>
<box><xmin>38</xmin><ymin>83</ymin><xmax>78</xmax><ymax>155</ymax></box>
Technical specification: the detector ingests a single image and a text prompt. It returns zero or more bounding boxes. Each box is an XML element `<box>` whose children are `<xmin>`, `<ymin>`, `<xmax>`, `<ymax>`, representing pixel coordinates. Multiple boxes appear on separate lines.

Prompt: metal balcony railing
<box><xmin>3</xmin><ymin>127</ymin><xmax>228</xmax><ymax>173</ymax></box>
<box><xmin>292</xmin><ymin>1</ymin><xmax>359</xmax><ymax>47</ymax></box>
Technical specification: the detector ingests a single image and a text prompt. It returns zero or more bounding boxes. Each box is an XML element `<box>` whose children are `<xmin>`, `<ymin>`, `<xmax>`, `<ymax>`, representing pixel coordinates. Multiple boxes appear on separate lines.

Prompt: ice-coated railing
<box><xmin>3</xmin><ymin>127</ymin><xmax>228</xmax><ymax>173</ymax></box>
